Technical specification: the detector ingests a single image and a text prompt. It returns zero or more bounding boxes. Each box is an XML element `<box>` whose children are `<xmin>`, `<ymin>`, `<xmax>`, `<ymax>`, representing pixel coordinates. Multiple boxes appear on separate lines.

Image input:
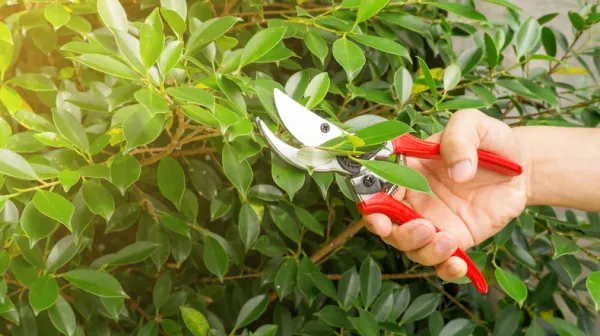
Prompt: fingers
<box><xmin>405</xmin><ymin>231</ymin><xmax>459</xmax><ymax>266</ymax></box>
<box><xmin>440</xmin><ymin>108</ymin><xmax>516</xmax><ymax>183</ymax></box>
<box><xmin>436</xmin><ymin>256</ymin><xmax>467</xmax><ymax>281</ymax></box>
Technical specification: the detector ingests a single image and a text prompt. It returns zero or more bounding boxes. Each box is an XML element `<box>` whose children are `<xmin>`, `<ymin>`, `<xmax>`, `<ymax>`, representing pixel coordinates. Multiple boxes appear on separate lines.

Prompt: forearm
<box><xmin>514</xmin><ymin>126</ymin><xmax>600</xmax><ymax>212</ymax></box>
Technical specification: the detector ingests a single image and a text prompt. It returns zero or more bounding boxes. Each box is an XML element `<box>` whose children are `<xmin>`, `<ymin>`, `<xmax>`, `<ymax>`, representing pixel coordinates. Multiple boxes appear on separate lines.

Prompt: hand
<box><xmin>364</xmin><ymin>109</ymin><xmax>532</xmax><ymax>282</ymax></box>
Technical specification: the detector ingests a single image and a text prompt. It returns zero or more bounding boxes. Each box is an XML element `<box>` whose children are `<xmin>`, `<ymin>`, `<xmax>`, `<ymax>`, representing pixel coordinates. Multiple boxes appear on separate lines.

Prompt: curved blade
<box><xmin>273</xmin><ymin>88</ymin><xmax>345</xmax><ymax>146</ymax></box>
<box><xmin>256</xmin><ymin>117</ymin><xmax>349</xmax><ymax>175</ymax></box>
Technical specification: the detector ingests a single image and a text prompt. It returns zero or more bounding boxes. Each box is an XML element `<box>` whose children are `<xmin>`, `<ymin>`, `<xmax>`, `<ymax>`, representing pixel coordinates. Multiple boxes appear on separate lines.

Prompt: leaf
<box><xmin>360</xmin><ymin>256</ymin><xmax>382</xmax><ymax>308</ymax></box>
<box><xmin>15</xmin><ymin>234</ymin><xmax>45</xmax><ymax>270</ymax></box>
<box><xmin>304</xmin><ymin>72</ymin><xmax>330</xmax><ymax>110</ymax></box>
<box><xmin>235</xmin><ymin>294</ymin><xmax>268</xmax><ymax>329</ymax></box>
<box><xmin>338</xmin><ymin>267</ymin><xmax>360</xmax><ymax>309</ymax></box>
<box><xmin>181</xmin><ymin>307</ymin><xmax>210</xmax><ymax>336</ymax></box>
<box><xmin>304</xmin><ymin>31</ymin><xmax>328</xmax><ymax>65</ymax></box>
<box><xmin>44</xmin><ymin>3</ymin><xmax>70</xmax><ymax>30</ymax></box>
<box><xmin>73</xmin><ymin>54</ymin><xmax>140</xmax><ymax>80</ymax></box>
<box><xmin>370</xmin><ymin>291</ymin><xmax>394</xmax><ymax>322</ymax></box>
<box><xmin>0</xmin><ymin>251</ymin><xmax>9</xmax><ymax>275</ymax></box>
<box><xmin>549</xmin><ymin>317</ymin><xmax>585</xmax><ymax>336</ymax></box>
<box><xmin>152</xmin><ymin>272</ymin><xmax>171</xmax><ymax>311</ymax></box>
<box><xmin>401</xmin><ymin>293</ymin><xmax>441</xmax><ymax>323</ymax></box>
<box><xmin>484</xmin><ymin>0</ymin><xmax>521</xmax><ymax>11</ymax></box>
<box><xmin>350</xmin><ymin>34</ymin><xmax>409</xmax><ymax>59</ymax></box>
<box><xmin>33</xmin><ymin>190</ymin><xmax>73</xmax><ymax>229</ymax></box>
<box><xmin>495</xmin><ymin>267</ymin><xmax>527</xmax><ymax>306</ymax></box>
<box><xmin>160</xmin><ymin>214</ymin><xmax>190</xmax><ymax>237</ymax></box>
<box><xmin>586</xmin><ymin>271</ymin><xmax>600</xmax><ymax>311</ymax></box>
<box><xmin>332</xmin><ymin>37</ymin><xmax>365</xmax><ymax>81</ymax></box>
<box><xmin>135</xmin><ymin>88</ymin><xmax>170</xmax><ymax>115</ymax></box>
<box><xmin>348</xmin><ymin>309</ymin><xmax>379</xmax><ymax>336</ymax></box>
<box><xmin>29</xmin><ymin>275</ymin><xmax>58</xmax><ymax>315</ymax></box>
<box><xmin>353</xmin><ymin>120</ymin><xmax>411</xmax><ymax>146</ymax></box>
<box><xmin>62</xmin><ymin>269</ymin><xmax>128</xmax><ymax>298</ymax></box>
<box><xmin>568</xmin><ymin>11</ymin><xmax>585</xmax><ymax>31</ymax></box>
<box><xmin>109</xmin><ymin>154</ymin><xmax>140</xmax><ymax>196</ymax></box>
<box><xmin>52</xmin><ymin>108</ymin><xmax>90</xmax><ymax>153</ymax></box>
<box><xmin>516</xmin><ymin>17</ymin><xmax>541</xmax><ymax>58</ymax></box>
<box><xmin>10</xmin><ymin>74</ymin><xmax>56</xmax><ymax>92</ymax></box>
<box><xmin>161</xmin><ymin>0</ymin><xmax>186</xmax><ymax>22</ymax></box>
<box><xmin>159</xmin><ymin>41</ymin><xmax>183</xmax><ymax>75</ymax></box>
<box><xmin>239</xmin><ymin>203</ymin><xmax>260</xmax><ymax>251</ymax></box>
<box><xmin>443</xmin><ymin>64</ymin><xmax>461</xmax><ymax>92</ymax></box>
<box><xmin>187</xmin><ymin>16</ymin><xmax>241</xmax><ymax>54</ymax></box>
<box><xmin>425</xmin><ymin>2</ymin><xmax>487</xmax><ymax>21</ymax></box>
<box><xmin>494</xmin><ymin>306</ymin><xmax>519</xmax><ymax>336</ymax></box>
<box><xmin>315</xmin><ymin>306</ymin><xmax>353</xmax><ymax>329</ymax></box>
<box><xmin>0</xmin><ymin>149</ymin><xmax>37</xmax><ymax>180</ymax></box>
<box><xmin>269</xmin><ymin>205</ymin><xmax>300</xmax><ymax>243</ymax></box>
<box><xmin>356</xmin><ymin>159</ymin><xmax>432</xmax><ymax>195</ymax></box>
<box><xmin>203</xmin><ymin>234</ymin><xmax>229</xmax><ymax>281</ymax></box>
<box><xmin>140</xmin><ymin>24</ymin><xmax>164</xmax><ymax>70</ymax></box>
<box><xmin>123</xmin><ymin>106</ymin><xmax>165</xmax><ymax>151</ymax></box>
<box><xmin>222</xmin><ymin>143</ymin><xmax>253</xmax><ymax>199</ymax></box>
<box><xmin>109</xmin><ymin>241</ymin><xmax>159</xmax><ymax>266</ymax></box>
<box><xmin>293</xmin><ymin>206</ymin><xmax>324</xmax><ymax>236</ymax></box>
<box><xmin>457</xmin><ymin>47</ymin><xmax>483</xmax><ymax>75</ymax></box>
<box><xmin>253</xmin><ymin>325</ymin><xmax>278</xmax><ymax>336</ymax></box>
<box><xmin>470</xmin><ymin>84</ymin><xmax>497</xmax><ymax>106</ymax></box>
<box><xmin>438</xmin><ymin>98</ymin><xmax>486</xmax><ymax>110</ymax></box>
<box><xmin>307</xmin><ymin>272</ymin><xmax>338</xmax><ymax>301</ymax></box>
<box><xmin>417</xmin><ymin>57</ymin><xmax>437</xmax><ymax>100</ymax></box>
<box><xmin>97</xmin><ymin>0</ymin><xmax>128</xmax><ymax>31</ymax></box>
<box><xmin>394</xmin><ymin>67</ymin><xmax>412</xmax><ymax>105</ymax></box>
<box><xmin>439</xmin><ymin>319</ymin><xmax>475</xmax><ymax>336</ymax></box>
<box><xmin>240</xmin><ymin>27</ymin><xmax>287</xmax><ymax>67</ymax></box>
<box><xmin>356</xmin><ymin>0</ymin><xmax>390</xmax><ymax>25</ymax></box>
<box><xmin>551</xmin><ymin>234</ymin><xmax>580</xmax><ymax>259</ymax></box>
<box><xmin>57</xmin><ymin>170</ymin><xmax>80</xmax><ymax>193</ymax></box>
<box><xmin>272</xmin><ymin>154</ymin><xmax>305</xmax><ymax>201</ymax></box>
<box><xmin>46</xmin><ymin>235</ymin><xmax>78</xmax><ymax>273</ymax></box>
<box><xmin>0</xmin><ymin>23</ymin><xmax>13</xmax><ymax>45</ymax></box>
<box><xmin>158</xmin><ymin>157</ymin><xmax>185</xmax><ymax>208</ymax></box>
<box><xmin>166</xmin><ymin>87</ymin><xmax>214</xmax><ymax>108</ymax></box>
<box><xmin>48</xmin><ymin>296</ymin><xmax>76</xmax><ymax>336</ymax></box>
<box><xmin>82</xmin><ymin>181</ymin><xmax>115</xmax><ymax>221</ymax></box>
<box><xmin>274</xmin><ymin>259</ymin><xmax>297</xmax><ymax>299</ymax></box>
<box><xmin>542</xmin><ymin>27</ymin><xmax>557</xmax><ymax>57</ymax></box>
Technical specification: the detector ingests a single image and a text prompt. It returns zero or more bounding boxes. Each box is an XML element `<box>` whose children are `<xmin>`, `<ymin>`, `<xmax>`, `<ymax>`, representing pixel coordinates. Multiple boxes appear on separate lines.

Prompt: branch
<box><xmin>200</xmin><ymin>271</ymin><xmax>435</xmax><ymax>283</ymax></box>
<box><xmin>140</xmin><ymin>108</ymin><xmax>187</xmax><ymax>166</ymax></box>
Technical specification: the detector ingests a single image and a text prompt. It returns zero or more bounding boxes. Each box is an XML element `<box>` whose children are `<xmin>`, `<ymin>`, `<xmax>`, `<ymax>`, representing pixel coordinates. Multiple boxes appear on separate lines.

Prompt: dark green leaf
<box><xmin>15</xmin><ymin>235</ymin><xmax>45</xmax><ymax>270</ymax></box>
<box><xmin>46</xmin><ymin>235</ymin><xmax>78</xmax><ymax>273</ymax></box>
<box><xmin>516</xmin><ymin>17</ymin><xmax>541</xmax><ymax>58</ymax></box>
<box><xmin>348</xmin><ymin>308</ymin><xmax>379</xmax><ymax>336</ymax></box>
<box><xmin>542</xmin><ymin>27</ymin><xmax>557</xmax><ymax>57</ymax></box>
<box><xmin>158</xmin><ymin>157</ymin><xmax>185</xmax><ymax>208</ymax></box>
<box><xmin>549</xmin><ymin>317</ymin><xmax>585</xmax><ymax>336</ymax></box>
<box><xmin>222</xmin><ymin>143</ymin><xmax>253</xmax><ymax>199</ymax></box>
<box><xmin>274</xmin><ymin>259</ymin><xmax>297</xmax><ymax>299</ymax></box>
<box><xmin>356</xmin><ymin>159</ymin><xmax>432</xmax><ymax>195</ymax></box>
<box><xmin>551</xmin><ymin>234</ymin><xmax>580</xmax><ymax>259</ymax></box>
<box><xmin>315</xmin><ymin>306</ymin><xmax>353</xmax><ymax>329</ymax></box>
<box><xmin>495</xmin><ymin>267</ymin><xmax>527</xmax><ymax>306</ymax></box>
<box><xmin>360</xmin><ymin>256</ymin><xmax>382</xmax><ymax>308</ymax></box>
<box><xmin>235</xmin><ymin>294</ymin><xmax>268</xmax><ymax>329</ymax></box>
<box><xmin>109</xmin><ymin>241</ymin><xmax>159</xmax><ymax>266</ymax></box>
<box><xmin>338</xmin><ymin>267</ymin><xmax>360</xmax><ymax>309</ymax></box>
<box><xmin>153</xmin><ymin>272</ymin><xmax>171</xmax><ymax>311</ymax></box>
<box><xmin>239</xmin><ymin>203</ymin><xmax>261</xmax><ymax>250</ymax></box>
<box><xmin>401</xmin><ymin>293</ymin><xmax>441</xmax><ymax>323</ymax></box>
<box><xmin>269</xmin><ymin>205</ymin><xmax>300</xmax><ymax>243</ymax></box>
<box><xmin>62</xmin><ymin>269</ymin><xmax>128</xmax><ymax>298</ymax></box>
<box><xmin>203</xmin><ymin>234</ymin><xmax>229</xmax><ymax>281</ymax></box>
<box><xmin>350</xmin><ymin>34</ymin><xmax>409</xmax><ymax>59</ymax></box>
<box><xmin>82</xmin><ymin>181</ymin><xmax>115</xmax><ymax>221</ymax></box>
<box><xmin>48</xmin><ymin>296</ymin><xmax>76</xmax><ymax>336</ymax></box>
<box><xmin>21</xmin><ymin>201</ymin><xmax>60</xmax><ymax>248</ymax></box>
<box><xmin>425</xmin><ymin>2</ymin><xmax>487</xmax><ymax>21</ymax></box>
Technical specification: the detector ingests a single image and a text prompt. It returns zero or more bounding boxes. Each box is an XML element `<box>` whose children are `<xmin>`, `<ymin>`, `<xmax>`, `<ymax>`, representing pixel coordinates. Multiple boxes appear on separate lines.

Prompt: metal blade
<box><xmin>256</xmin><ymin>117</ymin><xmax>350</xmax><ymax>175</ymax></box>
<box><xmin>273</xmin><ymin>88</ymin><xmax>345</xmax><ymax>146</ymax></box>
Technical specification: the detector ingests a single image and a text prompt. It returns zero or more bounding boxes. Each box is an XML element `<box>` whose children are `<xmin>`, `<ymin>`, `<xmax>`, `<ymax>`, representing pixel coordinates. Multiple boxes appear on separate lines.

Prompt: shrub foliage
<box><xmin>0</xmin><ymin>0</ymin><xmax>600</xmax><ymax>335</ymax></box>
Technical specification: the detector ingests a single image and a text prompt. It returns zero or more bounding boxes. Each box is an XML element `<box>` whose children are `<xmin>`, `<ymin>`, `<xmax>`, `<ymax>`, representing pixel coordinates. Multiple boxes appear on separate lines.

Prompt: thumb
<box><xmin>439</xmin><ymin>109</ymin><xmax>515</xmax><ymax>183</ymax></box>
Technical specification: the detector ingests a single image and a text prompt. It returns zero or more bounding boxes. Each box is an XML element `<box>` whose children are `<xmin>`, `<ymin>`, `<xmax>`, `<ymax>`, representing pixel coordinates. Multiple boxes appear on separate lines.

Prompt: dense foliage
<box><xmin>1</xmin><ymin>0</ymin><xmax>600</xmax><ymax>335</ymax></box>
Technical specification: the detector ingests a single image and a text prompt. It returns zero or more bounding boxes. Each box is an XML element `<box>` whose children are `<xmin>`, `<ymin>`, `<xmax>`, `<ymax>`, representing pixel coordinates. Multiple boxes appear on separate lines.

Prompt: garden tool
<box><xmin>255</xmin><ymin>89</ymin><xmax>524</xmax><ymax>294</ymax></box>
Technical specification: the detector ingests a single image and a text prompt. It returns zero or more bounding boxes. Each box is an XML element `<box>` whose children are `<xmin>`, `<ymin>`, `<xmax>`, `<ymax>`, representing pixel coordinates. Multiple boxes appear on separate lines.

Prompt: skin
<box><xmin>364</xmin><ymin>109</ymin><xmax>600</xmax><ymax>282</ymax></box>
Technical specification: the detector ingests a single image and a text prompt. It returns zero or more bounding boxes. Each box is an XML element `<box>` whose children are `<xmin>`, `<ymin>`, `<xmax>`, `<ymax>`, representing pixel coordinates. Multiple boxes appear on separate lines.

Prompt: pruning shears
<box><xmin>256</xmin><ymin>89</ymin><xmax>524</xmax><ymax>294</ymax></box>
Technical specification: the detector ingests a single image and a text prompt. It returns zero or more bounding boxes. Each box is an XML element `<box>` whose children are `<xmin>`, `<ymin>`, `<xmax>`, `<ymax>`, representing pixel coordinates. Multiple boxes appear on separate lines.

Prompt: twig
<box><xmin>310</xmin><ymin>219</ymin><xmax>365</xmax><ymax>263</ymax></box>
<box><xmin>140</xmin><ymin>108</ymin><xmax>187</xmax><ymax>166</ymax></box>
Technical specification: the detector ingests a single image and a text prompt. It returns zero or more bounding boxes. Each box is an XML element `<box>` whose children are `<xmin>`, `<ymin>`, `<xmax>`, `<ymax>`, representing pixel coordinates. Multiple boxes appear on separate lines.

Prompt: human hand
<box><xmin>364</xmin><ymin>109</ymin><xmax>531</xmax><ymax>282</ymax></box>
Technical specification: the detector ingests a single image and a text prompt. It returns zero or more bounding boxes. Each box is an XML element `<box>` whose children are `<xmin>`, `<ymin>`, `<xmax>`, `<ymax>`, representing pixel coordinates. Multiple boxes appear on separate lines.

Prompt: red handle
<box><xmin>392</xmin><ymin>134</ymin><xmax>523</xmax><ymax>176</ymax></box>
<box><xmin>357</xmin><ymin>192</ymin><xmax>488</xmax><ymax>294</ymax></box>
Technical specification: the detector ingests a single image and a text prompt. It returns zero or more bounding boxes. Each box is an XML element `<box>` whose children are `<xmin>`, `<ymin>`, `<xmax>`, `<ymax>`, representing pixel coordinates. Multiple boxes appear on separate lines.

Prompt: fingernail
<box><xmin>436</xmin><ymin>237</ymin><xmax>455</xmax><ymax>254</ymax></box>
<box><xmin>449</xmin><ymin>160</ymin><xmax>472</xmax><ymax>182</ymax></box>
<box><xmin>413</xmin><ymin>225</ymin><xmax>431</xmax><ymax>241</ymax></box>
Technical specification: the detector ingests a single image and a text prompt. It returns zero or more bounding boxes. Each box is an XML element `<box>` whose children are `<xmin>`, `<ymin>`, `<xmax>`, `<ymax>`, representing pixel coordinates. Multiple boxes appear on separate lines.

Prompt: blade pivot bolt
<box><xmin>363</xmin><ymin>175</ymin><xmax>376</xmax><ymax>187</ymax></box>
<box><xmin>320</xmin><ymin>123</ymin><xmax>330</xmax><ymax>133</ymax></box>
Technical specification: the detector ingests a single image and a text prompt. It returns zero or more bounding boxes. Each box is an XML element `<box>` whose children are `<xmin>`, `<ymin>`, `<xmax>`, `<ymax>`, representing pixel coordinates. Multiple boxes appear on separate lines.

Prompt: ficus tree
<box><xmin>0</xmin><ymin>0</ymin><xmax>599</xmax><ymax>335</ymax></box>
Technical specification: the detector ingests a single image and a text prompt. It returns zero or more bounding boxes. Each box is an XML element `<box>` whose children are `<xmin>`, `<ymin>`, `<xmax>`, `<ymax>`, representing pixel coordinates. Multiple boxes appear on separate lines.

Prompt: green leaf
<box><xmin>135</xmin><ymin>88</ymin><xmax>170</xmax><ymax>115</ymax></box>
<box><xmin>269</xmin><ymin>205</ymin><xmax>300</xmax><ymax>243</ymax></box>
<box><xmin>293</xmin><ymin>206</ymin><xmax>324</xmax><ymax>236</ymax></box>
<box><xmin>348</xmin><ymin>308</ymin><xmax>379</xmax><ymax>336</ymax></box>
<box><xmin>15</xmin><ymin>234</ymin><xmax>45</xmax><ymax>270</ymax></box>
<box><xmin>158</xmin><ymin>157</ymin><xmax>185</xmax><ymax>208</ymax></box>
<box><xmin>516</xmin><ymin>17</ymin><xmax>541</xmax><ymax>58</ymax></box>
<box><xmin>97</xmin><ymin>0</ymin><xmax>128</xmax><ymax>31</ymax></box>
<box><xmin>484</xmin><ymin>0</ymin><xmax>521</xmax><ymax>11</ymax></box>
<box><xmin>187</xmin><ymin>16</ymin><xmax>242</xmax><ymax>54</ymax></box>
<box><xmin>33</xmin><ymin>190</ymin><xmax>73</xmax><ymax>229</ymax></box>
<box><xmin>542</xmin><ymin>27</ymin><xmax>557</xmax><ymax>57</ymax></box>
<box><xmin>160</xmin><ymin>214</ymin><xmax>190</xmax><ymax>237</ymax></box>
<box><xmin>222</xmin><ymin>143</ymin><xmax>253</xmax><ymax>199</ymax></box>
<box><xmin>166</xmin><ymin>87</ymin><xmax>214</xmax><ymax>108</ymax></box>
<box><xmin>304</xmin><ymin>31</ymin><xmax>328</xmax><ymax>65</ymax></box>
<box><xmin>66</xmin><ymin>15</ymin><xmax>92</xmax><ymax>33</ymax></box>
<box><xmin>356</xmin><ymin>159</ymin><xmax>432</xmax><ymax>195</ymax></box>
<box><xmin>274</xmin><ymin>259</ymin><xmax>297</xmax><ymax>299</ymax></box>
<box><xmin>470</xmin><ymin>84</ymin><xmax>497</xmax><ymax>107</ymax></box>
<box><xmin>401</xmin><ymin>293</ymin><xmax>441</xmax><ymax>323</ymax></box>
<box><xmin>0</xmin><ymin>116</ymin><xmax>11</xmax><ymax>147</ymax></box>
<box><xmin>123</xmin><ymin>105</ymin><xmax>166</xmax><ymax>151</ymax></box>
<box><xmin>272</xmin><ymin>154</ymin><xmax>305</xmax><ymax>201</ymax></box>
<box><xmin>0</xmin><ymin>22</ymin><xmax>13</xmax><ymax>45</ymax></box>
<box><xmin>443</xmin><ymin>64</ymin><xmax>461</xmax><ymax>92</ymax></box>
<box><xmin>180</xmin><ymin>106</ymin><xmax>218</xmax><ymax>127</ymax></box>
<box><xmin>109</xmin><ymin>241</ymin><xmax>159</xmax><ymax>266</ymax></box>
<box><xmin>394</xmin><ymin>68</ymin><xmax>412</xmax><ymax>106</ymax></box>
<box><xmin>360</xmin><ymin>256</ymin><xmax>381</xmax><ymax>308</ymax></box>
<box><xmin>240</xmin><ymin>27</ymin><xmax>287</xmax><ymax>67</ymax></box>
<box><xmin>46</xmin><ymin>235</ymin><xmax>78</xmax><ymax>273</ymax></box>
<box><xmin>235</xmin><ymin>294</ymin><xmax>268</xmax><ymax>329</ymax></box>
<box><xmin>161</xmin><ymin>0</ymin><xmax>186</xmax><ymax>22</ymax></box>
<box><xmin>425</xmin><ymin>2</ymin><xmax>487</xmax><ymax>21</ymax></box>
<box><xmin>44</xmin><ymin>3</ymin><xmax>70</xmax><ymax>30</ymax></box>
<box><xmin>62</xmin><ymin>269</ymin><xmax>128</xmax><ymax>298</ymax></box>
<box><xmin>52</xmin><ymin>108</ymin><xmax>90</xmax><ymax>153</ymax></box>
<box><xmin>239</xmin><ymin>203</ymin><xmax>261</xmax><ymax>250</ymax></box>
<box><xmin>48</xmin><ymin>296</ymin><xmax>76</xmax><ymax>336</ymax></box>
<box><xmin>153</xmin><ymin>272</ymin><xmax>171</xmax><ymax>311</ymax></box>
<box><xmin>439</xmin><ymin>319</ymin><xmax>475</xmax><ymax>336</ymax></box>
<box><xmin>161</xmin><ymin>8</ymin><xmax>185</xmax><ymax>37</ymax></box>
<box><xmin>29</xmin><ymin>275</ymin><xmax>59</xmax><ymax>315</ymax></box>
<box><xmin>350</xmin><ymin>34</ymin><xmax>409</xmax><ymax>59</ymax></box>
<box><xmin>332</xmin><ymin>37</ymin><xmax>365</xmax><ymax>81</ymax></box>
<box><xmin>203</xmin><ymin>234</ymin><xmax>229</xmax><ymax>281</ymax></box>
<box><xmin>159</xmin><ymin>41</ymin><xmax>183</xmax><ymax>75</ymax></box>
<box><xmin>549</xmin><ymin>317</ymin><xmax>585</xmax><ymax>336</ymax></box>
<box><xmin>140</xmin><ymin>24</ymin><xmax>164</xmax><ymax>70</ymax></box>
<box><xmin>438</xmin><ymin>98</ymin><xmax>486</xmax><ymax>111</ymax></box>
<box><xmin>551</xmin><ymin>234</ymin><xmax>580</xmax><ymax>259</ymax></box>
<box><xmin>0</xmin><ymin>149</ymin><xmax>37</xmax><ymax>180</ymax></box>
<box><xmin>379</xmin><ymin>12</ymin><xmax>429</xmax><ymax>34</ymax></box>
<box><xmin>457</xmin><ymin>47</ymin><xmax>483</xmax><ymax>75</ymax></box>
<box><xmin>82</xmin><ymin>181</ymin><xmax>115</xmax><ymax>221</ymax></box>
<box><xmin>79</xmin><ymin>164</ymin><xmax>110</xmax><ymax>180</ymax></box>
<box><xmin>338</xmin><ymin>267</ymin><xmax>360</xmax><ymax>309</ymax></box>
<box><xmin>315</xmin><ymin>305</ymin><xmax>353</xmax><ymax>329</ymax></box>
<box><xmin>307</xmin><ymin>272</ymin><xmax>338</xmax><ymax>301</ymax></box>
<box><xmin>58</xmin><ymin>170</ymin><xmax>80</xmax><ymax>193</ymax></box>
<box><xmin>417</xmin><ymin>57</ymin><xmax>437</xmax><ymax>100</ymax></box>
<box><xmin>304</xmin><ymin>72</ymin><xmax>330</xmax><ymax>110</ymax></box>
<box><xmin>495</xmin><ymin>267</ymin><xmax>527</xmax><ymax>307</ymax></box>
<box><xmin>181</xmin><ymin>307</ymin><xmax>210</xmax><ymax>336</ymax></box>
<box><xmin>484</xmin><ymin>33</ymin><xmax>498</xmax><ymax>69</ymax></box>
<box><xmin>356</xmin><ymin>0</ymin><xmax>390</xmax><ymax>25</ymax></box>
<box><xmin>568</xmin><ymin>11</ymin><xmax>585</xmax><ymax>31</ymax></box>
<box><xmin>73</xmin><ymin>54</ymin><xmax>140</xmax><ymax>80</ymax></box>
<box><xmin>109</xmin><ymin>154</ymin><xmax>140</xmax><ymax>196</ymax></box>
<box><xmin>586</xmin><ymin>271</ymin><xmax>600</xmax><ymax>311</ymax></box>
<box><xmin>353</xmin><ymin>120</ymin><xmax>411</xmax><ymax>146</ymax></box>
<box><xmin>161</xmin><ymin>319</ymin><xmax>182</xmax><ymax>336</ymax></box>
<box><xmin>0</xmin><ymin>251</ymin><xmax>9</xmax><ymax>275</ymax></box>
<box><xmin>216</xmin><ymin>75</ymin><xmax>246</xmax><ymax>115</ymax></box>
<box><xmin>252</xmin><ymin>325</ymin><xmax>278</xmax><ymax>336</ymax></box>
<box><xmin>10</xmin><ymin>74</ymin><xmax>56</xmax><ymax>92</ymax></box>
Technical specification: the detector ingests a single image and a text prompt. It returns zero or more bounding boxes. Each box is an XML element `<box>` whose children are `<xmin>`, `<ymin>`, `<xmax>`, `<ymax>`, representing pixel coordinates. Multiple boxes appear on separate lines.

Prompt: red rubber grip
<box><xmin>357</xmin><ymin>192</ymin><xmax>488</xmax><ymax>294</ymax></box>
<box><xmin>391</xmin><ymin>134</ymin><xmax>523</xmax><ymax>176</ymax></box>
